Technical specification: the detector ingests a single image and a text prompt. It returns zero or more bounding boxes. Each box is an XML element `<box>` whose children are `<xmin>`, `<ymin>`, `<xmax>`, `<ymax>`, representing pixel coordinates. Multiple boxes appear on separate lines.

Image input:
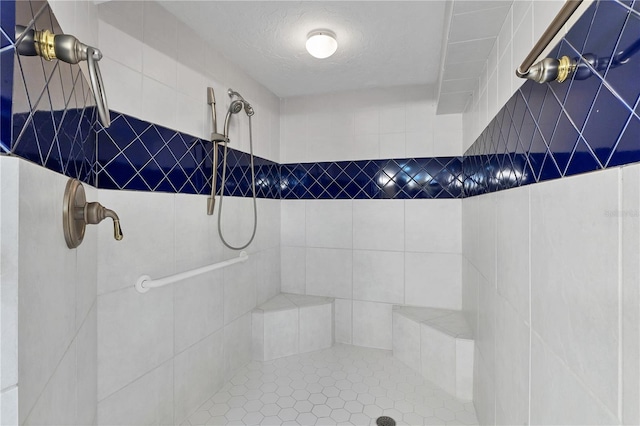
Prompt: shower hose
<box><xmin>216</xmin><ymin>116</ymin><xmax>257</xmax><ymax>250</ymax></box>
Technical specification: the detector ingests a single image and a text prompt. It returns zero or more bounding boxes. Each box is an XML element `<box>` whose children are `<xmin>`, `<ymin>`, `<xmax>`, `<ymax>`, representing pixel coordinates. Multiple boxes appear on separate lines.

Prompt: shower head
<box><xmin>229</xmin><ymin>99</ymin><xmax>244</xmax><ymax>114</ymax></box>
<box><xmin>228</xmin><ymin>88</ymin><xmax>255</xmax><ymax>117</ymax></box>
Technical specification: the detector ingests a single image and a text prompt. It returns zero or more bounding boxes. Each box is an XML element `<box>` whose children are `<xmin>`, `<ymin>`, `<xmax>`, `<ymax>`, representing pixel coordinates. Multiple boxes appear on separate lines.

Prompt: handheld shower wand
<box><xmin>206</xmin><ymin>88</ymin><xmax>254</xmax><ymax>216</ymax></box>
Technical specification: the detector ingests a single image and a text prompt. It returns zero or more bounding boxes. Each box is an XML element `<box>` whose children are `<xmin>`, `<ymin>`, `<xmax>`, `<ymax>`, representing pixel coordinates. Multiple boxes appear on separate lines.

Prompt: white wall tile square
<box><xmin>306</xmin><ymin>200</ymin><xmax>352</xmax><ymax>249</ymax></box>
<box><xmin>224</xmin><ymin>313</ymin><xmax>252</xmax><ymax>381</ymax></box>
<box><xmin>404</xmin><ymin>131</ymin><xmax>432</xmax><ymax>158</ymax></box>
<box><xmin>352</xmin><ymin>300</ymin><xmax>393</xmax><ymax>350</ymax></box>
<box><xmin>173</xmin><ymin>271</ymin><xmax>224</xmax><ymax>354</ymax></box>
<box><xmin>622</xmin><ymin>164</ymin><xmax>640</xmax><ymax>425</ymax></box>
<box><xmin>142</xmin><ymin>45</ymin><xmax>177</xmax><ymax>88</ymax></box>
<box><xmin>255</xmin><ymin>247</ymin><xmax>281</xmax><ymax>305</ymax></box>
<box><xmin>531</xmin><ymin>170</ymin><xmax>620</xmax><ymax>412</ymax></box>
<box><xmin>405</xmin><ymin>252</ymin><xmax>462</xmax><ymax>309</ymax></box>
<box><xmin>281</xmin><ymin>200</ymin><xmax>306</xmax><ymax>247</ymax></box>
<box><xmin>354</xmin><ymin>107</ymin><xmax>380</xmax><ymax>136</ymax></box>
<box><xmin>18</xmin><ymin>161</ymin><xmax>78</xmax><ymax>419</ymax></box>
<box><xmin>353</xmin><ymin>200</ymin><xmax>404</xmax><ymax>251</ymax></box>
<box><xmin>97</xmin><ymin>361</ymin><xmax>174</xmax><ymax>426</ymax></box>
<box><xmin>334</xmin><ymin>298</ymin><xmax>353</xmax><ymax>344</ymax></box>
<box><xmin>392</xmin><ymin>311</ymin><xmax>421</xmax><ymax>372</ymax></box>
<box><xmin>420</xmin><ymin>325</ymin><xmax>456</xmax><ymax>396</ymax></box>
<box><xmin>405</xmin><ymin>199</ymin><xmax>462</xmax><ymax>253</ymax></box>
<box><xmin>352</xmin><ymin>250</ymin><xmax>404</xmax><ymax>304</ymax></box>
<box><xmin>174</xmin><ymin>194</ymin><xmax>223</xmax><ymax>272</ymax></box>
<box><xmin>1</xmin><ymin>157</ymin><xmax>19</xmax><ymax>391</ymax></box>
<box><xmin>530</xmin><ymin>334</ymin><xmax>617</xmax><ymax>425</ymax></box>
<box><xmin>306</xmin><ymin>248</ymin><xmax>352</xmax><ymax>299</ymax></box>
<box><xmin>263</xmin><ymin>309</ymin><xmax>299</xmax><ymax>360</ymax></box>
<box><xmin>494</xmin><ymin>296</ymin><xmax>529</xmax><ymax>425</ymax></box>
<box><xmin>0</xmin><ymin>387</ymin><xmax>18</xmax><ymax>426</ymax></box>
<box><xmin>76</xmin><ymin>306</ymin><xmax>98</xmax><ymax>426</ymax></box>
<box><xmin>97</xmin><ymin>286</ymin><xmax>174</xmax><ymax>401</ymax></box>
<box><xmin>99</xmin><ymin>57</ymin><xmax>142</xmax><ymax>118</ymax></box>
<box><xmin>379</xmin><ymin>104</ymin><xmax>406</xmax><ymax>134</ymax></box>
<box><xmin>455</xmin><ymin>339</ymin><xmax>474</xmax><ymax>401</ymax></box>
<box><xmin>98</xmin><ymin>21</ymin><xmax>143</xmax><ymax>72</ymax></box>
<box><xmin>496</xmin><ymin>187</ymin><xmax>530</xmax><ymax>320</ymax></box>
<box><xmin>24</xmin><ymin>340</ymin><xmax>77</xmax><ymax>426</ymax></box>
<box><xmin>299</xmin><ymin>304</ymin><xmax>333</xmax><ymax>353</ymax></box>
<box><xmin>433</xmin><ymin>114</ymin><xmax>463</xmax><ymax>157</ymax></box>
<box><xmin>281</xmin><ymin>246</ymin><xmax>306</xmax><ymax>294</ymax></box>
<box><xmin>97</xmin><ymin>189</ymin><xmax>176</xmax><ymax>295</ymax></box>
<box><xmin>173</xmin><ymin>330</ymin><xmax>224</xmax><ymax>423</ymax></box>
<box><xmin>223</xmin><ymin>258</ymin><xmax>257</xmax><ymax>325</ymax></box>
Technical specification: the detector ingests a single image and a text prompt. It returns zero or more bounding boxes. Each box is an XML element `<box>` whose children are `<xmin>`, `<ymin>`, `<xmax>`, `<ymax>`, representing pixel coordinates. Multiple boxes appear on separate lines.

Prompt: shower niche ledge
<box><xmin>252</xmin><ymin>293</ymin><xmax>334</xmax><ymax>362</ymax></box>
<box><xmin>392</xmin><ymin>306</ymin><xmax>474</xmax><ymax>400</ymax></box>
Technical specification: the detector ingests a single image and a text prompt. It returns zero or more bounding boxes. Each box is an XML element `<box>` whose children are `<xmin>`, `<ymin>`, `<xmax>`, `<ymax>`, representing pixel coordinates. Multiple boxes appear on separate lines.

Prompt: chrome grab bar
<box><xmin>15</xmin><ymin>25</ymin><xmax>111</xmax><ymax>128</ymax></box>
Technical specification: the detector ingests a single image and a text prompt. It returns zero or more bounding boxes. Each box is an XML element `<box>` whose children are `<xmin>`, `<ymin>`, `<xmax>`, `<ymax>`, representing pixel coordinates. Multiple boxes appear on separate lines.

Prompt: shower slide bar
<box><xmin>134</xmin><ymin>251</ymin><xmax>248</xmax><ymax>294</ymax></box>
<box><xmin>516</xmin><ymin>0</ymin><xmax>583</xmax><ymax>83</ymax></box>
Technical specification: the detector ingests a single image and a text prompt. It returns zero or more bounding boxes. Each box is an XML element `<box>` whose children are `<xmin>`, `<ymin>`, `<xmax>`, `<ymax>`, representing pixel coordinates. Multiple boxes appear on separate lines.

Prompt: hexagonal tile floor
<box><xmin>185</xmin><ymin>344</ymin><xmax>478</xmax><ymax>425</ymax></box>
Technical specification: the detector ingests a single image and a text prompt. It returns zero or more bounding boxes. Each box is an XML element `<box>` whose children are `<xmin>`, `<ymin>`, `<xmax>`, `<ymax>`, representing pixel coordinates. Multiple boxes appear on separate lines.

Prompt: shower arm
<box><xmin>15</xmin><ymin>25</ymin><xmax>111</xmax><ymax>127</ymax></box>
<box><xmin>516</xmin><ymin>0</ymin><xmax>583</xmax><ymax>83</ymax></box>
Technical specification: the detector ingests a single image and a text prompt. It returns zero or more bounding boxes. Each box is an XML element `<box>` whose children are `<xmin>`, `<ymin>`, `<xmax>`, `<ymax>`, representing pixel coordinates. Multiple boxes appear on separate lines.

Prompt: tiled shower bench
<box><xmin>392</xmin><ymin>306</ymin><xmax>474</xmax><ymax>400</ymax></box>
<box><xmin>252</xmin><ymin>293</ymin><xmax>334</xmax><ymax>361</ymax></box>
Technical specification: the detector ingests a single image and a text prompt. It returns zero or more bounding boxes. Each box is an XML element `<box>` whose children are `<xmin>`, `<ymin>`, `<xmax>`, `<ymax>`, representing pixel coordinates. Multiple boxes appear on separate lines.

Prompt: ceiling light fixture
<box><xmin>306</xmin><ymin>30</ymin><xmax>338</xmax><ymax>59</ymax></box>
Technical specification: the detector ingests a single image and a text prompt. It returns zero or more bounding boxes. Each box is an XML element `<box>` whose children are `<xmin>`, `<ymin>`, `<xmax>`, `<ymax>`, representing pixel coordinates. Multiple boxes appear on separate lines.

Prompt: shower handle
<box><xmin>15</xmin><ymin>25</ymin><xmax>110</xmax><ymax>127</ymax></box>
<box><xmin>63</xmin><ymin>179</ymin><xmax>123</xmax><ymax>249</ymax></box>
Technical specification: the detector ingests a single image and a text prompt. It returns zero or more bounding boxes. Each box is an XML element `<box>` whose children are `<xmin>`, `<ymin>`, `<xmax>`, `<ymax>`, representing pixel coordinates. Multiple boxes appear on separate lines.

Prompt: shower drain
<box><xmin>376</xmin><ymin>416</ymin><xmax>396</xmax><ymax>426</ymax></box>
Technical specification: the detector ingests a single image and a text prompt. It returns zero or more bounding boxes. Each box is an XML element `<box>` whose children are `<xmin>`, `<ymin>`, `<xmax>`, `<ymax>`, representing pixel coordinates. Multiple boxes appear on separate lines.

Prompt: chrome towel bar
<box><xmin>516</xmin><ymin>0</ymin><xmax>583</xmax><ymax>83</ymax></box>
<box><xmin>135</xmin><ymin>251</ymin><xmax>249</xmax><ymax>293</ymax></box>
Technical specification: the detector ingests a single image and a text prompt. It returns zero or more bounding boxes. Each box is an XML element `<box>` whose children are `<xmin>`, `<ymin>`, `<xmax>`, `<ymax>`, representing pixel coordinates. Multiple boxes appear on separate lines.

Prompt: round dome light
<box><xmin>306</xmin><ymin>30</ymin><xmax>338</xmax><ymax>59</ymax></box>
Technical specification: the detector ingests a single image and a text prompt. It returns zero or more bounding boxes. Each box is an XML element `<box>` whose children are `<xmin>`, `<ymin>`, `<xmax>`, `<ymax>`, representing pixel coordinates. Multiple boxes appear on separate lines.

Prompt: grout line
<box><xmin>527</xmin><ymin>186</ymin><xmax>532</xmax><ymax>426</ymax></box>
<box><xmin>617</xmin><ymin>168</ymin><xmax>624</xmax><ymax>420</ymax></box>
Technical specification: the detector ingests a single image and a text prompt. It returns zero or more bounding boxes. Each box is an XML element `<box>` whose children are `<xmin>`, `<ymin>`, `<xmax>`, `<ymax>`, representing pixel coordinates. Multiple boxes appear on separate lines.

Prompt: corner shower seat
<box><xmin>252</xmin><ymin>293</ymin><xmax>334</xmax><ymax>361</ymax></box>
<box><xmin>392</xmin><ymin>306</ymin><xmax>474</xmax><ymax>400</ymax></box>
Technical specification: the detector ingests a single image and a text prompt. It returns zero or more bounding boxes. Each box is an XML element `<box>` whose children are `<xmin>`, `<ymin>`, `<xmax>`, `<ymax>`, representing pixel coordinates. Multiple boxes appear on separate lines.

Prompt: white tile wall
<box><xmin>79</xmin><ymin>5</ymin><xmax>281</xmax><ymax>411</ymax></box>
<box><xmin>281</xmin><ymin>85</ymin><xmax>463</xmax><ymax>163</ymax></box>
<box><xmin>353</xmin><ymin>250</ymin><xmax>404</xmax><ymax>304</ymax></box>
<box><xmin>621</xmin><ymin>165</ymin><xmax>640</xmax><ymax>425</ymax></box>
<box><xmin>531</xmin><ymin>170</ymin><xmax>620</xmax><ymax>412</ymax></box>
<box><xmin>405</xmin><ymin>252</ymin><xmax>462</xmax><ymax>309</ymax></box>
<box><xmin>97</xmin><ymin>361</ymin><xmax>174</xmax><ymax>426</ymax></box>
<box><xmin>173</xmin><ymin>330</ymin><xmax>225</xmax><ymax>423</ymax></box>
<box><xmin>352</xmin><ymin>300</ymin><xmax>393</xmax><ymax>350</ymax></box>
<box><xmin>463</xmin><ymin>165</ymin><xmax>638</xmax><ymax>424</ymax></box>
<box><xmin>0</xmin><ymin>158</ymin><xmax>98</xmax><ymax>425</ymax></box>
<box><xmin>281</xmin><ymin>198</ymin><xmax>463</xmax><ymax>350</ymax></box>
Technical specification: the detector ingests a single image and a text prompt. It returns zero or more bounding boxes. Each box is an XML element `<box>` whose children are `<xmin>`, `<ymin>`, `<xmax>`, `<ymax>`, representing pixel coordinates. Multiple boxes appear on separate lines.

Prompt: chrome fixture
<box><xmin>15</xmin><ymin>25</ymin><xmax>110</xmax><ymax>127</ymax></box>
<box><xmin>206</xmin><ymin>88</ymin><xmax>258</xmax><ymax>250</ymax></box>
<box><xmin>516</xmin><ymin>0</ymin><xmax>582</xmax><ymax>83</ymax></box>
<box><xmin>63</xmin><ymin>179</ymin><xmax>123</xmax><ymax>249</ymax></box>
<box><xmin>516</xmin><ymin>0</ymin><xmax>640</xmax><ymax>84</ymax></box>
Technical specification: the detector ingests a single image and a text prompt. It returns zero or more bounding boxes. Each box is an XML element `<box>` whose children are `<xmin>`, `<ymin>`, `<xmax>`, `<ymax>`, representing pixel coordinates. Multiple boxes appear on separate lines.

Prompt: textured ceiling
<box><xmin>160</xmin><ymin>1</ymin><xmax>448</xmax><ymax>98</ymax></box>
<box><xmin>159</xmin><ymin>0</ymin><xmax>517</xmax><ymax>114</ymax></box>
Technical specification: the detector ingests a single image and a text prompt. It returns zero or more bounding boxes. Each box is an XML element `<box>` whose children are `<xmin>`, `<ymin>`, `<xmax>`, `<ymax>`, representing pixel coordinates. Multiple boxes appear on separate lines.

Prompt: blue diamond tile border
<box><xmin>2</xmin><ymin>0</ymin><xmax>640</xmax><ymax>200</ymax></box>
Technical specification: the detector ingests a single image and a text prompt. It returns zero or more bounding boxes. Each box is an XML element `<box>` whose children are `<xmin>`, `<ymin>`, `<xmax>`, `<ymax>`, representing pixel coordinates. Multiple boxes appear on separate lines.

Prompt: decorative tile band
<box><xmin>463</xmin><ymin>0</ymin><xmax>640</xmax><ymax>196</ymax></box>
<box><xmin>0</xmin><ymin>0</ymin><xmax>15</xmax><ymax>152</ymax></box>
<box><xmin>1</xmin><ymin>0</ymin><xmax>639</xmax><ymax>201</ymax></box>
<box><xmin>280</xmin><ymin>157</ymin><xmax>463</xmax><ymax>199</ymax></box>
<box><xmin>96</xmin><ymin>112</ymin><xmax>281</xmax><ymax>198</ymax></box>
